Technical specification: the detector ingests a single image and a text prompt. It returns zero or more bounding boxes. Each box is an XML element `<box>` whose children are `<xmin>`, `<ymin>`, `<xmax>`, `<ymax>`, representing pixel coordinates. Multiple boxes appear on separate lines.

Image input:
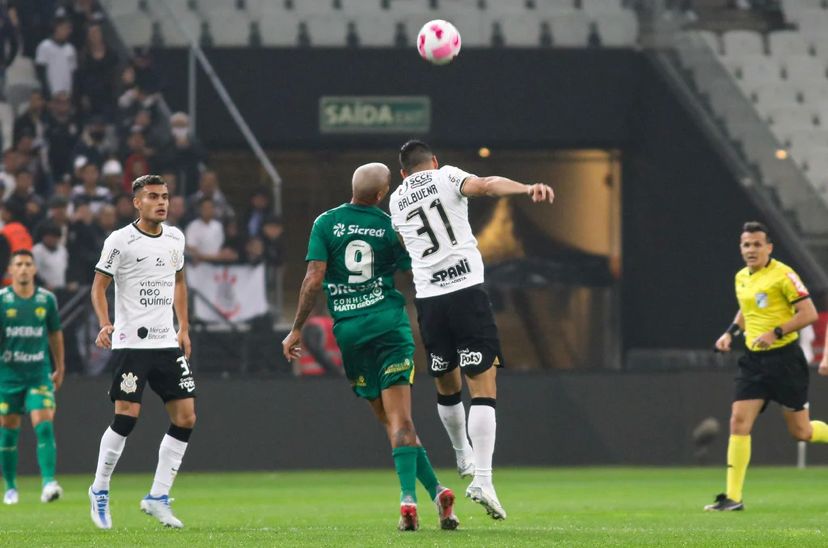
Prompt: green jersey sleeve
<box><xmin>306</xmin><ymin>216</ymin><xmax>330</xmax><ymax>262</ymax></box>
<box><xmin>46</xmin><ymin>292</ymin><xmax>61</xmax><ymax>333</ymax></box>
<box><xmin>392</xmin><ymin>235</ymin><xmax>412</xmax><ymax>271</ymax></box>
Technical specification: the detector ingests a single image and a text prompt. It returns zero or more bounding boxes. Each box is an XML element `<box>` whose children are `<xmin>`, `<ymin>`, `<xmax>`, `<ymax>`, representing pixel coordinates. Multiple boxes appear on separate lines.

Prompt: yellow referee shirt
<box><xmin>735</xmin><ymin>259</ymin><xmax>810</xmax><ymax>351</ymax></box>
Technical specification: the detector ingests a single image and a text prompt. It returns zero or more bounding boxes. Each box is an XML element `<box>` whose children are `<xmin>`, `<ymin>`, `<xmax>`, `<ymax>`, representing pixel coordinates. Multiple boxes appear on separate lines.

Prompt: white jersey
<box><xmin>94</xmin><ymin>222</ymin><xmax>186</xmax><ymax>349</ymax></box>
<box><xmin>391</xmin><ymin>165</ymin><xmax>485</xmax><ymax>298</ymax></box>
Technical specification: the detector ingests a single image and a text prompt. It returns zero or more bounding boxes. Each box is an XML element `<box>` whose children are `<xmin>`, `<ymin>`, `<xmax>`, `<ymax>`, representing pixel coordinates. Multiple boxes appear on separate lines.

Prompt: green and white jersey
<box><xmin>306</xmin><ymin>203</ymin><xmax>411</xmax><ymax>322</ymax></box>
<box><xmin>0</xmin><ymin>286</ymin><xmax>61</xmax><ymax>383</ymax></box>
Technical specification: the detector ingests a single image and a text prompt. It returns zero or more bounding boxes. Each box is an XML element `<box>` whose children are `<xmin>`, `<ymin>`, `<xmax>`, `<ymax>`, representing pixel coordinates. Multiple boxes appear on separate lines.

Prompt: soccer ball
<box><xmin>417</xmin><ymin>20</ymin><xmax>461</xmax><ymax>65</ymax></box>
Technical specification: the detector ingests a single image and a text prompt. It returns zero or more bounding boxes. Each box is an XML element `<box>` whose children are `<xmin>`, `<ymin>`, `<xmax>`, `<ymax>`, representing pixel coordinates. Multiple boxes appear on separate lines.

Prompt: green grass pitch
<box><xmin>1</xmin><ymin>467</ymin><xmax>828</xmax><ymax>546</ymax></box>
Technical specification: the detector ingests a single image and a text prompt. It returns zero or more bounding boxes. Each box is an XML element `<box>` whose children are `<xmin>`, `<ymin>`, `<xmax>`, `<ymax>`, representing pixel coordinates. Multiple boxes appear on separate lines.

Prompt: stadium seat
<box><xmin>386</xmin><ymin>0</ymin><xmax>434</xmax><ymax>16</ymax></box>
<box><xmin>581</xmin><ymin>0</ymin><xmax>623</xmax><ymax>15</ymax></box>
<box><xmin>207</xmin><ymin>9</ymin><xmax>251</xmax><ymax>46</ymax></box>
<box><xmin>259</xmin><ymin>10</ymin><xmax>301</xmax><ymax>46</ymax></box>
<box><xmin>801</xmin><ymin>83</ymin><xmax>828</xmax><ymax>105</ymax></box>
<box><xmin>788</xmin><ymin>129</ymin><xmax>828</xmax><ymax>150</ymax></box>
<box><xmin>803</xmin><ymin>152</ymin><xmax>828</xmax><ymax>176</ymax></box>
<box><xmin>340</xmin><ymin>0</ymin><xmax>385</xmax><ymax>15</ymax></box>
<box><xmin>162</xmin><ymin>0</ymin><xmax>199</xmax><ymax>18</ymax></box>
<box><xmin>765</xmin><ymin>104</ymin><xmax>816</xmax><ymax>130</ymax></box>
<box><xmin>796</xmin><ymin>9</ymin><xmax>828</xmax><ymax>37</ymax></box>
<box><xmin>156</xmin><ymin>10</ymin><xmax>204</xmax><ymax>46</ymax></box>
<box><xmin>480</xmin><ymin>0</ymin><xmax>533</xmax><ymax>15</ymax></box>
<box><xmin>305</xmin><ymin>15</ymin><xmax>349</xmax><ymax>46</ymax></box>
<box><xmin>536</xmin><ymin>0</ymin><xmax>578</xmax><ymax>13</ymax></box>
<box><xmin>783</xmin><ymin>55</ymin><xmax>828</xmax><ymax>85</ymax></box>
<box><xmin>549</xmin><ymin>12</ymin><xmax>590</xmax><ymax>47</ymax></box>
<box><xmin>352</xmin><ymin>14</ymin><xmax>397</xmax><ymax>47</ymax></box>
<box><xmin>197</xmin><ymin>0</ymin><xmax>241</xmax><ymax>10</ymax></box>
<box><xmin>290</xmin><ymin>0</ymin><xmax>336</xmax><ymax>16</ymax></box>
<box><xmin>497</xmin><ymin>14</ymin><xmax>542</xmax><ymax>47</ymax></box>
<box><xmin>817</xmin><ymin>100</ymin><xmax>828</xmax><ymax>125</ymax></box>
<box><xmin>692</xmin><ymin>30</ymin><xmax>720</xmax><ymax>54</ymax></box>
<box><xmin>811</xmin><ymin>36</ymin><xmax>828</xmax><ymax>58</ymax></box>
<box><xmin>100</xmin><ymin>0</ymin><xmax>145</xmax><ymax>18</ymax></box>
<box><xmin>592</xmin><ymin>10</ymin><xmax>638</xmax><ymax>47</ymax></box>
<box><xmin>780</xmin><ymin>0</ymin><xmax>824</xmax><ymax>24</ymax></box>
<box><xmin>111</xmin><ymin>12</ymin><xmax>154</xmax><ymax>47</ymax></box>
<box><xmin>722</xmin><ymin>30</ymin><xmax>764</xmax><ymax>56</ymax></box>
<box><xmin>768</xmin><ymin>30</ymin><xmax>811</xmax><ymax>57</ymax></box>
<box><xmin>0</xmin><ymin>102</ymin><xmax>13</xmax><ymax>154</ymax></box>
<box><xmin>738</xmin><ymin>55</ymin><xmax>783</xmax><ymax>90</ymax></box>
<box><xmin>752</xmin><ymin>82</ymin><xmax>800</xmax><ymax>110</ymax></box>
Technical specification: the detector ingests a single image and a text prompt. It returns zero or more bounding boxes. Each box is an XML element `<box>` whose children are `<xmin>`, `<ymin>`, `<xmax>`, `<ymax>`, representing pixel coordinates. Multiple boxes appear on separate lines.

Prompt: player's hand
<box><xmin>282</xmin><ymin>329</ymin><xmax>303</xmax><ymax>361</ymax></box>
<box><xmin>178</xmin><ymin>328</ymin><xmax>191</xmax><ymax>360</ymax></box>
<box><xmin>715</xmin><ymin>333</ymin><xmax>732</xmax><ymax>353</ymax></box>
<box><xmin>51</xmin><ymin>368</ymin><xmax>64</xmax><ymax>391</ymax></box>
<box><xmin>95</xmin><ymin>324</ymin><xmax>114</xmax><ymax>349</ymax></box>
<box><xmin>818</xmin><ymin>358</ymin><xmax>828</xmax><ymax>376</ymax></box>
<box><xmin>527</xmin><ymin>184</ymin><xmax>554</xmax><ymax>204</ymax></box>
<box><xmin>751</xmin><ymin>331</ymin><xmax>776</xmax><ymax>350</ymax></box>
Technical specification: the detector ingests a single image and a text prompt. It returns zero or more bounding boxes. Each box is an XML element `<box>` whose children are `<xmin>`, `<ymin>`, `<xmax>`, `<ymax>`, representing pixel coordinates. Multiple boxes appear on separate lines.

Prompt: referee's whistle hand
<box><xmin>715</xmin><ymin>333</ymin><xmax>732</xmax><ymax>352</ymax></box>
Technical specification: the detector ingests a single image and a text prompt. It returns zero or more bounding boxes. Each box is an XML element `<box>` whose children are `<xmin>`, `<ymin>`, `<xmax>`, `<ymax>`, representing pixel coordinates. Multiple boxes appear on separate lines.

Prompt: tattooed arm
<box><xmin>282</xmin><ymin>260</ymin><xmax>327</xmax><ymax>360</ymax></box>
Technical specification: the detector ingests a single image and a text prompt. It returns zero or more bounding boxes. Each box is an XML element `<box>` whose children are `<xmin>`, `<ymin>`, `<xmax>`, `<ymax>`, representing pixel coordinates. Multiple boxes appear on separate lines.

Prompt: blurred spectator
<box><xmin>32</xmin><ymin>221</ymin><xmax>67</xmax><ymax>291</ymax></box>
<box><xmin>101</xmin><ymin>158</ymin><xmax>122</xmax><ymax>195</ymax></box>
<box><xmin>244</xmin><ymin>186</ymin><xmax>271</xmax><ymax>238</ymax></box>
<box><xmin>71</xmin><ymin>161</ymin><xmax>110</xmax><ymax>215</ymax></box>
<box><xmin>0</xmin><ymin>149</ymin><xmax>20</xmax><ymax>201</ymax></box>
<box><xmin>14</xmin><ymin>90</ymin><xmax>48</xmax><ymax>145</ymax></box>
<box><xmin>14</xmin><ymin>130</ymin><xmax>50</xmax><ymax>195</ymax></box>
<box><xmin>35</xmin><ymin>9</ymin><xmax>76</xmax><ymax>98</ymax></box>
<box><xmin>0</xmin><ymin>6</ymin><xmax>19</xmax><ymax>100</ymax></box>
<box><xmin>131</xmin><ymin>108</ymin><xmax>168</xmax><ymax>155</ymax></box>
<box><xmin>161</xmin><ymin>112</ymin><xmax>205</xmax><ymax>195</ymax></box>
<box><xmin>66</xmin><ymin>202</ymin><xmax>100</xmax><ymax>285</ymax></box>
<box><xmin>34</xmin><ymin>195</ymin><xmax>70</xmax><ymax>245</ymax></box>
<box><xmin>187</xmin><ymin>170</ymin><xmax>234</xmax><ymax>222</ymax></box>
<box><xmin>219</xmin><ymin>218</ymin><xmax>244</xmax><ymax>262</ymax></box>
<box><xmin>96</xmin><ymin>203</ymin><xmax>116</xmax><ymax>237</ymax></box>
<box><xmin>261</xmin><ymin>215</ymin><xmax>285</xmax><ymax>270</ymax></box>
<box><xmin>121</xmin><ymin>129</ymin><xmax>150</xmax><ymax>193</ymax></box>
<box><xmin>185</xmin><ymin>197</ymin><xmax>224</xmax><ymax>262</ymax></box>
<box><xmin>73</xmin><ymin>116</ymin><xmax>115</xmax><ymax>168</ymax></box>
<box><xmin>44</xmin><ymin>91</ymin><xmax>80</xmax><ymax>182</ymax></box>
<box><xmin>67</xmin><ymin>0</ymin><xmax>104</xmax><ymax>50</ymax></box>
<box><xmin>128</xmin><ymin>46</ymin><xmax>161</xmax><ymax>96</ymax></box>
<box><xmin>243</xmin><ymin>236</ymin><xmax>264</xmax><ymax>265</ymax></box>
<box><xmin>113</xmin><ymin>193</ymin><xmax>134</xmax><ymax>228</ymax></box>
<box><xmin>1</xmin><ymin>200</ymin><xmax>33</xmax><ymax>251</ymax></box>
<box><xmin>160</xmin><ymin>170</ymin><xmax>178</xmax><ymax>196</ymax></box>
<box><xmin>166</xmin><ymin>195</ymin><xmax>185</xmax><ymax>229</ymax></box>
<box><xmin>5</xmin><ymin>169</ymin><xmax>44</xmax><ymax>231</ymax></box>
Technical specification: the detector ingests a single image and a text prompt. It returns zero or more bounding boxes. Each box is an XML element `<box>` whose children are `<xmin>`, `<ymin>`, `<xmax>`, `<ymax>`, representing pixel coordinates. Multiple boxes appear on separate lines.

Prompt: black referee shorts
<box><xmin>734</xmin><ymin>342</ymin><xmax>809</xmax><ymax>412</ymax></box>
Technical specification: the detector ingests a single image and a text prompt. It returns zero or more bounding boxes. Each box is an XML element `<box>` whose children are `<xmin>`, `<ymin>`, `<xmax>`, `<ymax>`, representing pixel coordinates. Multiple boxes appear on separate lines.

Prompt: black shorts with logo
<box><xmin>734</xmin><ymin>342</ymin><xmax>809</xmax><ymax>412</ymax></box>
<box><xmin>414</xmin><ymin>284</ymin><xmax>504</xmax><ymax>378</ymax></box>
<box><xmin>109</xmin><ymin>348</ymin><xmax>196</xmax><ymax>403</ymax></box>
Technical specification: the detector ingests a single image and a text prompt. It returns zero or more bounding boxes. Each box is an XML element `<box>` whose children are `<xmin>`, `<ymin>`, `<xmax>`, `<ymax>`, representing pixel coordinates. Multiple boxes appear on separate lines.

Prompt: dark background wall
<box><xmin>15</xmin><ymin>372</ymin><xmax>828</xmax><ymax>474</ymax></box>
<box><xmin>150</xmin><ymin>48</ymin><xmax>802</xmax><ymax>352</ymax></box>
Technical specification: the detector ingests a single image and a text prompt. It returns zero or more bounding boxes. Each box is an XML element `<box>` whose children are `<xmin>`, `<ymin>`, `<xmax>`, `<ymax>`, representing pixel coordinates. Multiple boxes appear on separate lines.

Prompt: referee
<box><xmin>705</xmin><ymin>221</ymin><xmax>828</xmax><ymax>511</ymax></box>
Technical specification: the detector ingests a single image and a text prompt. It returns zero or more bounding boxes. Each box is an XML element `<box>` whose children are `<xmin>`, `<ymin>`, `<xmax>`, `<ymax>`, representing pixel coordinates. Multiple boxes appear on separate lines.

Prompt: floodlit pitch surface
<box><xmin>1</xmin><ymin>467</ymin><xmax>827</xmax><ymax>546</ymax></box>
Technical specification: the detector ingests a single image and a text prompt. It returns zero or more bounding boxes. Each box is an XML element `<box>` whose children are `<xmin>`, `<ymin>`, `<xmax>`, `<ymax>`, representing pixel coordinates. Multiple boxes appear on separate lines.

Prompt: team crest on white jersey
<box><xmin>120</xmin><ymin>372</ymin><xmax>138</xmax><ymax>393</ymax></box>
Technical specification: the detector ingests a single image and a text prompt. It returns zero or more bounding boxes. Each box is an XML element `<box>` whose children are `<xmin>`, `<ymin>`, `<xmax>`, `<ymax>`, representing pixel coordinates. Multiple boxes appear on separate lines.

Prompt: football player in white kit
<box><xmin>87</xmin><ymin>175</ymin><xmax>194</xmax><ymax>529</ymax></box>
<box><xmin>391</xmin><ymin>141</ymin><xmax>553</xmax><ymax>520</ymax></box>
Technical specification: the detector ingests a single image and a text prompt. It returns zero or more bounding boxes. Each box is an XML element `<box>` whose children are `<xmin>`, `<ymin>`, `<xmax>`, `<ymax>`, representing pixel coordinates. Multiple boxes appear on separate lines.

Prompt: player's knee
<box><xmin>788</xmin><ymin>423</ymin><xmax>812</xmax><ymax>442</ymax></box>
<box><xmin>391</xmin><ymin>419</ymin><xmax>417</xmax><ymax>446</ymax></box>
<box><xmin>174</xmin><ymin>412</ymin><xmax>196</xmax><ymax>429</ymax></box>
<box><xmin>729</xmin><ymin>414</ymin><xmax>752</xmax><ymax>434</ymax></box>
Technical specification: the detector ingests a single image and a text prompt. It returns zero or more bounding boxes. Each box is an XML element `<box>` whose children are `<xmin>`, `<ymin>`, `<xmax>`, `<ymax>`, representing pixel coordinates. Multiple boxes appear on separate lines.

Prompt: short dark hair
<box><xmin>198</xmin><ymin>196</ymin><xmax>214</xmax><ymax>207</ymax></box>
<box><xmin>399</xmin><ymin>140</ymin><xmax>433</xmax><ymax>172</ymax></box>
<box><xmin>742</xmin><ymin>221</ymin><xmax>771</xmax><ymax>243</ymax></box>
<box><xmin>11</xmin><ymin>249</ymin><xmax>33</xmax><ymax>260</ymax></box>
<box><xmin>131</xmin><ymin>174</ymin><xmax>166</xmax><ymax>195</ymax></box>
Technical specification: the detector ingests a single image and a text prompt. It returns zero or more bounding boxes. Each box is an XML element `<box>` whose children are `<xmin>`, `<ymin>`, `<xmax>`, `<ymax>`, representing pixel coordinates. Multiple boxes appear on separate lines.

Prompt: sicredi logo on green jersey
<box><xmin>332</xmin><ymin>223</ymin><xmax>385</xmax><ymax>238</ymax></box>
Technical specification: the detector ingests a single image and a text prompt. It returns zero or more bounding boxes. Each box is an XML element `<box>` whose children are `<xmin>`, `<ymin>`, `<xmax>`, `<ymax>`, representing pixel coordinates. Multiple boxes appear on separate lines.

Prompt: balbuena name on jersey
<box><xmin>94</xmin><ymin>221</ymin><xmax>185</xmax><ymax>349</ymax></box>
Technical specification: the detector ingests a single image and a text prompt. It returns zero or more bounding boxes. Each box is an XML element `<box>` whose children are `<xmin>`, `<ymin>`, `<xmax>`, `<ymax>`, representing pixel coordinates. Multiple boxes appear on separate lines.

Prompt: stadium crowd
<box><xmin>0</xmin><ymin>1</ymin><xmax>284</xmax><ymax>300</ymax></box>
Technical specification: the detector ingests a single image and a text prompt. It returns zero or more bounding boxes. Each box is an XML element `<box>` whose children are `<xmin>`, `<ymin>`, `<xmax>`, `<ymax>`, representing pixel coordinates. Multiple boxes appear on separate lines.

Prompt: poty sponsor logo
<box><xmin>430</xmin><ymin>353</ymin><xmax>449</xmax><ymax>372</ymax></box>
<box><xmin>458</xmin><ymin>350</ymin><xmax>482</xmax><ymax>368</ymax></box>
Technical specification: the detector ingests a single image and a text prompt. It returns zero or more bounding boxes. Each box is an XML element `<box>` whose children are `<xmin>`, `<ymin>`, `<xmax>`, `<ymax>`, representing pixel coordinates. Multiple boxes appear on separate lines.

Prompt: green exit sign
<box><xmin>319</xmin><ymin>96</ymin><xmax>431</xmax><ymax>134</ymax></box>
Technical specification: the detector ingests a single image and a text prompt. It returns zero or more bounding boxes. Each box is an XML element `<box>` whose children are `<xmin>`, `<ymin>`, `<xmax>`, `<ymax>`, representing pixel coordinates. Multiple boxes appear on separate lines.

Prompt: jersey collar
<box><xmin>132</xmin><ymin>220</ymin><xmax>163</xmax><ymax>238</ymax></box>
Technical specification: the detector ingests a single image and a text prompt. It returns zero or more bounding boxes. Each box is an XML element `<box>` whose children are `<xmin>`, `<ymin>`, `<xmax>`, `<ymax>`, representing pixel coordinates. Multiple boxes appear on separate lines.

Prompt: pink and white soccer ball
<box><xmin>417</xmin><ymin>20</ymin><xmax>461</xmax><ymax>65</ymax></box>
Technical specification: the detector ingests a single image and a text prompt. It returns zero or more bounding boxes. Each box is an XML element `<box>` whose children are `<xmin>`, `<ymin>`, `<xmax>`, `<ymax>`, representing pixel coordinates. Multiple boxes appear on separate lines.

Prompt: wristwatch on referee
<box><xmin>773</xmin><ymin>326</ymin><xmax>784</xmax><ymax>339</ymax></box>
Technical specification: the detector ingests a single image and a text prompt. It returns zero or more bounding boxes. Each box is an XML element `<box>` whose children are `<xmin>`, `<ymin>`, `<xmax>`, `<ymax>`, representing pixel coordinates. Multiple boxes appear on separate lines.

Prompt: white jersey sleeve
<box><xmin>95</xmin><ymin>231</ymin><xmax>124</xmax><ymax>277</ymax></box>
<box><xmin>390</xmin><ymin>165</ymin><xmax>485</xmax><ymax>298</ymax></box>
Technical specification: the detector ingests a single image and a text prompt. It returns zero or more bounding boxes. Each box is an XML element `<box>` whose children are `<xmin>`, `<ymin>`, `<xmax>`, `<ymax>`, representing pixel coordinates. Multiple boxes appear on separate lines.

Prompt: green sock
<box><xmin>34</xmin><ymin>421</ymin><xmax>56</xmax><ymax>486</ymax></box>
<box><xmin>0</xmin><ymin>427</ymin><xmax>19</xmax><ymax>490</ymax></box>
<box><xmin>416</xmin><ymin>446</ymin><xmax>440</xmax><ymax>500</ymax></box>
<box><xmin>392</xmin><ymin>446</ymin><xmax>419</xmax><ymax>503</ymax></box>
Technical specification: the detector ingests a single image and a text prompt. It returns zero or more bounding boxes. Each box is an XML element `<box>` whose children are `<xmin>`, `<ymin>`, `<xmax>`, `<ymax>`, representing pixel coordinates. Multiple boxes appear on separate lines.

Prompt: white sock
<box><xmin>150</xmin><ymin>435</ymin><xmax>188</xmax><ymax>497</ymax></box>
<box><xmin>92</xmin><ymin>427</ymin><xmax>127</xmax><ymax>492</ymax></box>
<box><xmin>468</xmin><ymin>404</ymin><xmax>496</xmax><ymax>489</ymax></box>
<box><xmin>437</xmin><ymin>402</ymin><xmax>473</xmax><ymax>457</ymax></box>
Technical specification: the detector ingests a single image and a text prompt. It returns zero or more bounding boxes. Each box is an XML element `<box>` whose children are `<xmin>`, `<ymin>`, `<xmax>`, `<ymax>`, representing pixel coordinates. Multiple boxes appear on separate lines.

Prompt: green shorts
<box><xmin>333</xmin><ymin>306</ymin><xmax>416</xmax><ymax>401</ymax></box>
<box><xmin>0</xmin><ymin>378</ymin><xmax>56</xmax><ymax>416</ymax></box>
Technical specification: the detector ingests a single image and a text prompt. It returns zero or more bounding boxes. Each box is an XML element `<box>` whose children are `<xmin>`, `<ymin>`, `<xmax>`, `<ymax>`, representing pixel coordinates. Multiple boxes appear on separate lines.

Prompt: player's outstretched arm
<box><xmin>461</xmin><ymin>176</ymin><xmax>554</xmax><ymax>204</ymax></box>
<box><xmin>715</xmin><ymin>310</ymin><xmax>744</xmax><ymax>353</ymax></box>
<box><xmin>174</xmin><ymin>269</ymin><xmax>191</xmax><ymax>359</ymax></box>
<box><xmin>48</xmin><ymin>330</ymin><xmax>65</xmax><ymax>390</ymax></box>
<box><xmin>282</xmin><ymin>260</ymin><xmax>327</xmax><ymax>361</ymax></box>
<box><xmin>91</xmin><ymin>272</ymin><xmax>114</xmax><ymax>349</ymax></box>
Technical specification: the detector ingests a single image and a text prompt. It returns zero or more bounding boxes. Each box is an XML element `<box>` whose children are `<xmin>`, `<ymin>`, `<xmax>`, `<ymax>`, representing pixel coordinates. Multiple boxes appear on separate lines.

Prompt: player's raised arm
<box><xmin>174</xmin><ymin>269</ymin><xmax>191</xmax><ymax>359</ymax></box>
<box><xmin>91</xmin><ymin>272</ymin><xmax>114</xmax><ymax>349</ymax></box>
<box><xmin>282</xmin><ymin>260</ymin><xmax>327</xmax><ymax>360</ymax></box>
<box><xmin>461</xmin><ymin>175</ymin><xmax>554</xmax><ymax>203</ymax></box>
